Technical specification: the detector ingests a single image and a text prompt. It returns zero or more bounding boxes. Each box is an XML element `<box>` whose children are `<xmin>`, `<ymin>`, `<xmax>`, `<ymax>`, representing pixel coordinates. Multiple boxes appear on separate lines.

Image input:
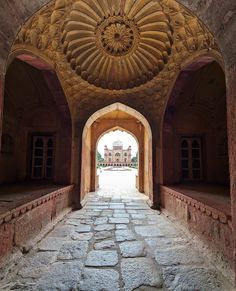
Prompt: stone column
<box><xmin>0</xmin><ymin>74</ymin><xmax>4</xmax><ymax>151</ymax></box>
<box><xmin>152</xmin><ymin>125</ymin><xmax>162</xmax><ymax>209</ymax></box>
<box><xmin>90</xmin><ymin>124</ymin><xmax>97</xmax><ymax>192</ymax></box>
<box><xmin>70</xmin><ymin>121</ymin><xmax>83</xmax><ymax>209</ymax></box>
<box><xmin>226</xmin><ymin>64</ymin><xmax>236</xmax><ymax>284</ymax></box>
<box><xmin>138</xmin><ymin>124</ymin><xmax>144</xmax><ymax>193</ymax></box>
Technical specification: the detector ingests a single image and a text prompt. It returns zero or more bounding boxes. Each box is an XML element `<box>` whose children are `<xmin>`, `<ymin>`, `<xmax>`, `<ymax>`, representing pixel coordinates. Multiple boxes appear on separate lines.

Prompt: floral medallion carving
<box><xmin>62</xmin><ymin>0</ymin><xmax>174</xmax><ymax>90</ymax></box>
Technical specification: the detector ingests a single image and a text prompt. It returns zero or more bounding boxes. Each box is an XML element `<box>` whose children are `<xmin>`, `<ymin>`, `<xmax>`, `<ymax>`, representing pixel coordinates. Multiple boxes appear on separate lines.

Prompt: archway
<box><xmin>81</xmin><ymin>103</ymin><xmax>153</xmax><ymax>204</ymax></box>
<box><xmin>161</xmin><ymin>57</ymin><xmax>233</xmax><ymax>270</ymax></box>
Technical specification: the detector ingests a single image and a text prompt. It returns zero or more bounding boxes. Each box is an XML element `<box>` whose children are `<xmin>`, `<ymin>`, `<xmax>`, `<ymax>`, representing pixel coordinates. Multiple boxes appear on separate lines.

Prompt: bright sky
<box><xmin>97</xmin><ymin>130</ymin><xmax>138</xmax><ymax>158</ymax></box>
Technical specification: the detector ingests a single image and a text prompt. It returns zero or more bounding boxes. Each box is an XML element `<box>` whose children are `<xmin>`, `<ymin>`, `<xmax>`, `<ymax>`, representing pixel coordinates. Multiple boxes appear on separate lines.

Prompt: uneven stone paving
<box><xmin>0</xmin><ymin>188</ymin><xmax>234</xmax><ymax>291</ymax></box>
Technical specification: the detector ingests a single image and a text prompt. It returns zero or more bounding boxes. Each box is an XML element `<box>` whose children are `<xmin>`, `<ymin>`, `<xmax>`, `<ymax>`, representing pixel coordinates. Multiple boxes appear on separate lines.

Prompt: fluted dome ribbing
<box><xmin>62</xmin><ymin>0</ymin><xmax>173</xmax><ymax>90</ymax></box>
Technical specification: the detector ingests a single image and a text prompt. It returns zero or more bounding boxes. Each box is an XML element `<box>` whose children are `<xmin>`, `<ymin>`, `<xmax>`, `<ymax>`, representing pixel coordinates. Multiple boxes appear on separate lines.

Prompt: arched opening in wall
<box><xmin>0</xmin><ymin>53</ymin><xmax>73</xmax><ymax>216</ymax></box>
<box><xmin>161</xmin><ymin>57</ymin><xmax>233</xmax><ymax>265</ymax></box>
<box><xmin>97</xmin><ymin>129</ymin><xmax>138</xmax><ymax>190</ymax></box>
<box><xmin>81</xmin><ymin>103</ymin><xmax>153</xmax><ymax>203</ymax></box>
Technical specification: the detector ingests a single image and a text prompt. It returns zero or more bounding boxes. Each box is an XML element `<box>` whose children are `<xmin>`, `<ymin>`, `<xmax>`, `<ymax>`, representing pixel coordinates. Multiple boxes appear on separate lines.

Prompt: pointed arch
<box><xmin>81</xmin><ymin>102</ymin><xmax>153</xmax><ymax>203</ymax></box>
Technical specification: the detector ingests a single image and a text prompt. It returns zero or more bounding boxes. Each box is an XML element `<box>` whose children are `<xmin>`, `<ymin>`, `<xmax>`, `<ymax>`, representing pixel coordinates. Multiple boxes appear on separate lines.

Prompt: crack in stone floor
<box><xmin>0</xmin><ymin>188</ymin><xmax>234</xmax><ymax>291</ymax></box>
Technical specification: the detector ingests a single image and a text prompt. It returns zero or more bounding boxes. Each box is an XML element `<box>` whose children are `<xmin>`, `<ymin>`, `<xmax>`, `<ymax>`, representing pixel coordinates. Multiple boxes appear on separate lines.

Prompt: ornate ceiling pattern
<box><xmin>13</xmin><ymin>0</ymin><xmax>217</xmax><ymax>121</ymax></box>
<box><xmin>62</xmin><ymin>0</ymin><xmax>173</xmax><ymax>90</ymax></box>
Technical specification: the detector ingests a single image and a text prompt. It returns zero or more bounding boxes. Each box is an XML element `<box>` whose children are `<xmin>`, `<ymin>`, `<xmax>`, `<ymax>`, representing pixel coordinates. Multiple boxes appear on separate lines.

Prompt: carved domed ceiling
<box><xmin>13</xmin><ymin>0</ymin><xmax>218</xmax><ymax>121</ymax></box>
<box><xmin>62</xmin><ymin>0</ymin><xmax>173</xmax><ymax>90</ymax></box>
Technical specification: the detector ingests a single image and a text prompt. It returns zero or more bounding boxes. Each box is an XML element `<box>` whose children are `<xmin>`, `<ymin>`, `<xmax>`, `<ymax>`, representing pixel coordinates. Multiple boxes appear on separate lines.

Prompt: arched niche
<box><xmin>162</xmin><ymin>56</ymin><xmax>229</xmax><ymax>187</ymax></box>
<box><xmin>0</xmin><ymin>52</ymin><xmax>72</xmax><ymax>184</ymax></box>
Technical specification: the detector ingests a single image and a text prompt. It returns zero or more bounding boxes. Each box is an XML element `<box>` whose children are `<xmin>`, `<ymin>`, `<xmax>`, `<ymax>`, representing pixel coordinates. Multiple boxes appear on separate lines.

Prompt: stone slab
<box><xmin>115</xmin><ymin>230</ymin><xmax>136</xmax><ymax>242</ymax></box>
<box><xmin>94</xmin><ymin>224</ymin><xmax>115</xmax><ymax>231</ymax></box>
<box><xmin>94</xmin><ymin>240</ymin><xmax>116</xmax><ymax>250</ymax></box>
<box><xmin>79</xmin><ymin>268</ymin><xmax>120</xmax><ymax>291</ymax></box>
<box><xmin>163</xmin><ymin>266</ymin><xmax>223</xmax><ymax>291</ymax></box>
<box><xmin>119</xmin><ymin>241</ymin><xmax>146</xmax><ymax>257</ymax></box>
<box><xmin>109</xmin><ymin>217</ymin><xmax>130</xmax><ymax>224</ymax></box>
<box><xmin>155</xmin><ymin>246</ymin><xmax>204</xmax><ymax>266</ymax></box>
<box><xmin>121</xmin><ymin>258</ymin><xmax>163</xmax><ymax>291</ymax></box>
<box><xmin>85</xmin><ymin>250</ymin><xmax>118</xmax><ymax>267</ymax></box>
<box><xmin>57</xmin><ymin>241</ymin><xmax>88</xmax><ymax>260</ymax></box>
<box><xmin>35</xmin><ymin>261</ymin><xmax>82</xmax><ymax>290</ymax></box>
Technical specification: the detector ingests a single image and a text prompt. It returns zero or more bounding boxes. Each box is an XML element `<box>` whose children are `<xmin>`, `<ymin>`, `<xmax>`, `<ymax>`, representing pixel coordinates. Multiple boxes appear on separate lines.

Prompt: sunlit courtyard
<box><xmin>98</xmin><ymin>168</ymin><xmax>138</xmax><ymax>190</ymax></box>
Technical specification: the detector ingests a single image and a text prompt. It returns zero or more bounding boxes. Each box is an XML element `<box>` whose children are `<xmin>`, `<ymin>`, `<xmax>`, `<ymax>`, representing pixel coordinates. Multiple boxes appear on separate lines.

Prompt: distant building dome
<box><xmin>112</xmin><ymin>140</ymin><xmax>123</xmax><ymax>148</ymax></box>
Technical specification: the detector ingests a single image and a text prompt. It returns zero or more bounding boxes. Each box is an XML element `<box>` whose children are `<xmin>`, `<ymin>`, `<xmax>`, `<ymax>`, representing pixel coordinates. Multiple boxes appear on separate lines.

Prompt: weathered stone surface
<box><xmin>131</xmin><ymin>220</ymin><xmax>146</xmax><ymax>225</ymax></box>
<box><xmin>163</xmin><ymin>267</ymin><xmax>223</xmax><ymax>291</ymax></box>
<box><xmin>127</xmin><ymin>210</ymin><xmax>138</xmax><ymax>214</ymax></box>
<box><xmin>37</xmin><ymin>237</ymin><xmax>66</xmax><ymax>251</ymax></box>
<box><xmin>115</xmin><ymin>230</ymin><xmax>136</xmax><ymax>242</ymax></box>
<box><xmin>114</xmin><ymin>209</ymin><xmax>126</xmax><ymax>214</ymax></box>
<box><xmin>109</xmin><ymin>203</ymin><xmax>125</xmax><ymax>209</ymax></box>
<box><xmin>94</xmin><ymin>231</ymin><xmax>112</xmax><ymax>240</ymax></box>
<box><xmin>71</xmin><ymin>232</ymin><xmax>93</xmax><ymax>241</ymax></box>
<box><xmin>85</xmin><ymin>250</ymin><xmax>118</xmax><ymax>267</ymax></box>
<box><xmin>145</xmin><ymin>237</ymin><xmax>188</xmax><ymax>251</ymax></box>
<box><xmin>94</xmin><ymin>217</ymin><xmax>108</xmax><ymax>225</ymax></box>
<box><xmin>49</xmin><ymin>225</ymin><xmax>77</xmax><ymax>237</ymax></box>
<box><xmin>94</xmin><ymin>240</ymin><xmax>116</xmax><ymax>250</ymax></box>
<box><xmin>0</xmin><ymin>223</ymin><xmax>14</xmax><ymax>260</ymax></box>
<box><xmin>116</xmin><ymin>224</ymin><xmax>128</xmax><ymax>230</ymax></box>
<box><xmin>109</xmin><ymin>217</ymin><xmax>129</xmax><ymax>224</ymax></box>
<box><xmin>119</xmin><ymin>241</ymin><xmax>146</xmax><ymax>257</ymax></box>
<box><xmin>94</xmin><ymin>224</ymin><xmax>115</xmax><ymax>231</ymax></box>
<box><xmin>18</xmin><ymin>252</ymin><xmax>57</xmax><ymax>278</ymax></box>
<box><xmin>65</xmin><ymin>219</ymin><xmax>82</xmax><ymax>226</ymax></box>
<box><xmin>79</xmin><ymin>268</ymin><xmax>120</xmax><ymax>291</ymax></box>
<box><xmin>0</xmin><ymin>188</ymin><xmax>234</xmax><ymax>290</ymax></box>
<box><xmin>75</xmin><ymin>224</ymin><xmax>91</xmax><ymax>233</ymax></box>
<box><xmin>155</xmin><ymin>246</ymin><xmax>204</xmax><ymax>266</ymax></box>
<box><xmin>57</xmin><ymin>241</ymin><xmax>88</xmax><ymax>260</ymax></box>
<box><xmin>113</xmin><ymin>213</ymin><xmax>129</xmax><ymax>218</ymax></box>
<box><xmin>121</xmin><ymin>258</ymin><xmax>163</xmax><ymax>291</ymax></box>
<box><xmin>135</xmin><ymin>226</ymin><xmax>164</xmax><ymax>237</ymax></box>
<box><xmin>100</xmin><ymin>210</ymin><xmax>113</xmax><ymax>217</ymax></box>
<box><xmin>35</xmin><ymin>261</ymin><xmax>82</xmax><ymax>291</ymax></box>
<box><xmin>131</xmin><ymin>214</ymin><xmax>146</xmax><ymax>219</ymax></box>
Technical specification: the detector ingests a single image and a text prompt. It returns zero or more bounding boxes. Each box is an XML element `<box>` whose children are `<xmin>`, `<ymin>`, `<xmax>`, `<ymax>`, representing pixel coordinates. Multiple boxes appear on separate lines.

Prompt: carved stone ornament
<box><xmin>14</xmin><ymin>0</ymin><xmax>217</xmax><ymax>119</ymax></box>
<box><xmin>62</xmin><ymin>0</ymin><xmax>174</xmax><ymax>90</ymax></box>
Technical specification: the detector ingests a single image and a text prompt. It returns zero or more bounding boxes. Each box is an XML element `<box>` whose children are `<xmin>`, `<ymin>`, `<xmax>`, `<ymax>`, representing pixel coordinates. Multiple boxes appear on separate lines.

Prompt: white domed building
<box><xmin>101</xmin><ymin>140</ymin><xmax>132</xmax><ymax>167</ymax></box>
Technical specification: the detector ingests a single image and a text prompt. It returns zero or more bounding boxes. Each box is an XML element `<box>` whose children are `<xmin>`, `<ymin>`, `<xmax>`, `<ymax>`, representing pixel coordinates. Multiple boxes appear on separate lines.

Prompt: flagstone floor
<box><xmin>0</xmin><ymin>186</ymin><xmax>233</xmax><ymax>290</ymax></box>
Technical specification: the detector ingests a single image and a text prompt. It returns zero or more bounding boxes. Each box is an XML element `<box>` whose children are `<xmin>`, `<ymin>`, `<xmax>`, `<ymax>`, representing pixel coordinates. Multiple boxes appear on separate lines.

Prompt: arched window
<box><xmin>1</xmin><ymin>134</ymin><xmax>14</xmax><ymax>154</ymax></box>
<box><xmin>31</xmin><ymin>135</ymin><xmax>55</xmax><ymax>179</ymax></box>
<box><xmin>115</xmin><ymin>152</ymin><xmax>121</xmax><ymax>157</ymax></box>
<box><xmin>124</xmin><ymin>153</ymin><xmax>127</xmax><ymax>156</ymax></box>
<box><xmin>181</xmin><ymin>137</ymin><xmax>202</xmax><ymax>181</ymax></box>
<box><xmin>109</xmin><ymin>153</ymin><xmax>112</xmax><ymax>156</ymax></box>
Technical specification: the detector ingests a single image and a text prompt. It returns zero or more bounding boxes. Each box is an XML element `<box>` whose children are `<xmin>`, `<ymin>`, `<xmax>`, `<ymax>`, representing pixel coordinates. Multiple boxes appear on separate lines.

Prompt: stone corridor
<box><xmin>0</xmin><ymin>188</ymin><xmax>233</xmax><ymax>291</ymax></box>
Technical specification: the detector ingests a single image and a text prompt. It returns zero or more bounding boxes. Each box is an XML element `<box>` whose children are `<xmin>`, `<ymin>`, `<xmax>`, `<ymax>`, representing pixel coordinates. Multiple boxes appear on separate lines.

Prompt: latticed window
<box><xmin>31</xmin><ymin>135</ymin><xmax>54</xmax><ymax>179</ymax></box>
<box><xmin>181</xmin><ymin>137</ymin><xmax>202</xmax><ymax>181</ymax></box>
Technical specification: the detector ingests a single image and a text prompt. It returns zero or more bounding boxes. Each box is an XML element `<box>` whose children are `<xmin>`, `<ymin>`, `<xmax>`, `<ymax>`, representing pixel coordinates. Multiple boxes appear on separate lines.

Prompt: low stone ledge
<box><xmin>0</xmin><ymin>185</ymin><xmax>74</xmax><ymax>226</ymax></box>
<box><xmin>0</xmin><ymin>185</ymin><xmax>74</xmax><ymax>265</ymax></box>
<box><xmin>161</xmin><ymin>186</ymin><xmax>231</xmax><ymax>225</ymax></box>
